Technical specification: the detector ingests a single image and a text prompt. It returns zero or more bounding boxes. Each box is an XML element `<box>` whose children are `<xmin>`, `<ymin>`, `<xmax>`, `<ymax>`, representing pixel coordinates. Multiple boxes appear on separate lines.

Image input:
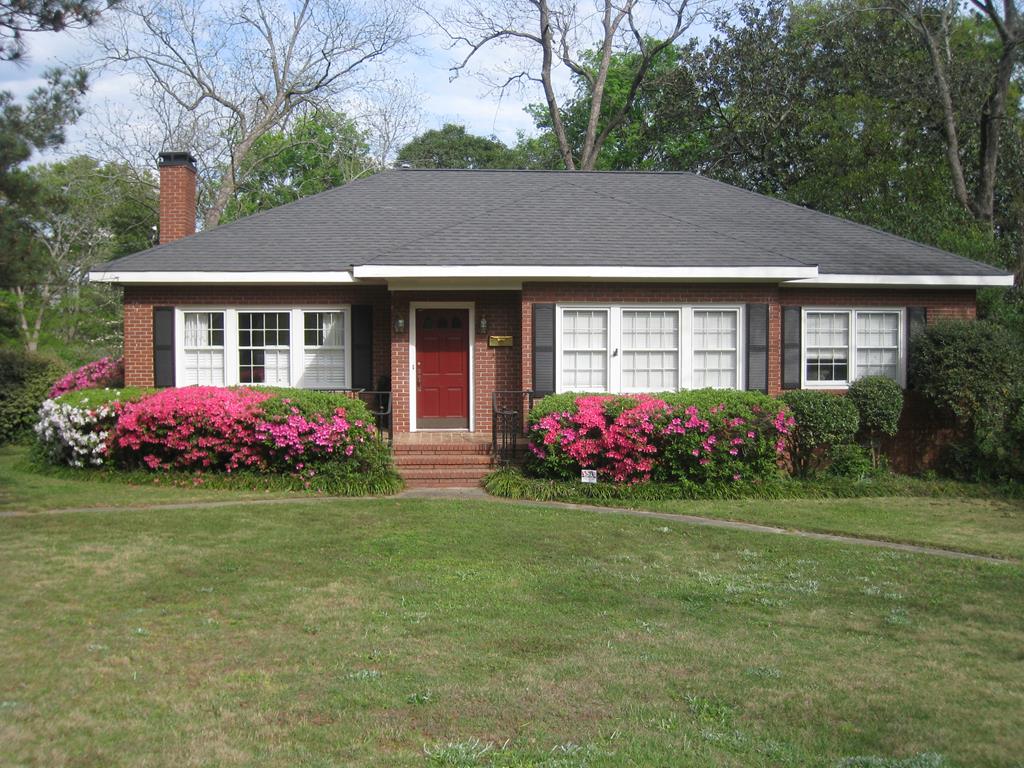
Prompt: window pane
<box><xmin>183</xmin><ymin>312</ymin><xmax>225</xmax><ymax>386</ymax></box>
<box><xmin>184</xmin><ymin>312</ymin><xmax>224</xmax><ymax>349</ymax></box>
<box><xmin>562</xmin><ymin>310</ymin><xmax>607</xmax><ymax>390</ymax></box>
<box><xmin>856</xmin><ymin>311</ymin><xmax>900</xmax><ymax>380</ymax></box>
<box><xmin>622</xmin><ymin>310</ymin><xmax>678</xmax><ymax>390</ymax></box>
<box><xmin>805</xmin><ymin>312</ymin><xmax>850</xmax><ymax>383</ymax></box>
<box><xmin>301</xmin><ymin>311</ymin><xmax>345</xmax><ymax>388</ymax></box>
<box><xmin>239</xmin><ymin>312</ymin><xmax>290</xmax><ymax>386</ymax></box>
<box><xmin>693</xmin><ymin>310</ymin><xmax>739</xmax><ymax>389</ymax></box>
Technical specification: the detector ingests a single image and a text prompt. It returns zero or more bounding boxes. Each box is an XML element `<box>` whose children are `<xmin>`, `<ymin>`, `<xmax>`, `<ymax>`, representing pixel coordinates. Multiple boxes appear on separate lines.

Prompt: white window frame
<box><xmin>800</xmin><ymin>307</ymin><xmax>906</xmax><ymax>389</ymax></box>
<box><xmin>298</xmin><ymin>309</ymin><xmax>352</xmax><ymax>389</ymax></box>
<box><xmin>691</xmin><ymin>307</ymin><xmax>743</xmax><ymax>391</ymax></box>
<box><xmin>174</xmin><ymin>305</ymin><xmax>351</xmax><ymax>389</ymax></box>
<box><xmin>180</xmin><ymin>310</ymin><xmax>227</xmax><ymax>386</ymax></box>
<box><xmin>554</xmin><ymin>303</ymin><xmax>745</xmax><ymax>394</ymax></box>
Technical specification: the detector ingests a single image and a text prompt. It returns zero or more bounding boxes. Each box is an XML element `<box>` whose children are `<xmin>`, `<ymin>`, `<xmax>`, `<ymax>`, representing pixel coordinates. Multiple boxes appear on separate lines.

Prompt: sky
<box><xmin>0</xmin><ymin>6</ymin><xmax>555</xmax><ymax>166</ymax></box>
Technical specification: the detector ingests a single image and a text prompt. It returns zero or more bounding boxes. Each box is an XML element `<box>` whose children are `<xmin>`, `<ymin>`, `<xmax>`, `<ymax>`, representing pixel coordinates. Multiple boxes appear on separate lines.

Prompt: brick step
<box><xmin>394</xmin><ymin>453</ymin><xmax>496</xmax><ymax>467</ymax></box>
<box><xmin>403</xmin><ymin>479</ymin><xmax>485</xmax><ymax>488</ymax></box>
<box><xmin>399</xmin><ymin>467</ymin><xmax>492</xmax><ymax>481</ymax></box>
<box><xmin>393</xmin><ymin>444</ymin><xmax>494</xmax><ymax>455</ymax></box>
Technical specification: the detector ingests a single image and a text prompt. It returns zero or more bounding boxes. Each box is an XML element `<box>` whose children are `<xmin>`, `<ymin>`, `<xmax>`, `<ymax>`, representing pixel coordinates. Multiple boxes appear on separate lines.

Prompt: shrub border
<box><xmin>483</xmin><ymin>467</ymin><xmax>1022</xmax><ymax>503</ymax></box>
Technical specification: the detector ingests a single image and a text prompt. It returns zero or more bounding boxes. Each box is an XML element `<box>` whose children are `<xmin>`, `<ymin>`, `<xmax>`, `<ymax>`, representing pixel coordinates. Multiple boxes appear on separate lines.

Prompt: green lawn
<box><xmin>636</xmin><ymin>495</ymin><xmax>1024</xmax><ymax>561</ymax></box>
<box><xmin>0</xmin><ymin>445</ymin><xmax>292</xmax><ymax>513</ymax></box>
<box><xmin>1</xmin><ymin>455</ymin><xmax>1022</xmax><ymax>766</ymax></box>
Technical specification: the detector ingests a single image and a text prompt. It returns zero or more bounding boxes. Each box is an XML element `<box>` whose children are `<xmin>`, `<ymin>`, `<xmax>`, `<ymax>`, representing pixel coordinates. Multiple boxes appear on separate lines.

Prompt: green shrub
<box><xmin>54</xmin><ymin>387</ymin><xmax>154</xmax><ymax>408</ymax></box>
<box><xmin>483</xmin><ymin>467</ymin><xmax>1022</xmax><ymax>503</ymax></box>
<box><xmin>911</xmin><ymin>319</ymin><xmax>1024</xmax><ymax>479</ymax></box>
<box><xmin>781</xmin><ymin>390</ymin><xmax>859</xmax><ymax>477</ymax></box>
<box><xmin>848</xmin><ymin>376</ymin><xmax>904</xmax><ymax>468</ymax></box>
<box><xmin>828</xmin><ymin>444</ymin><xmax>874</xmax><ymax>479</ymax></box>
<box><xmin>910</xmin><ymin>319</ymin><xmax>1023</xmax><ymax>420</ymax></box>
<box><xmin>0</xmin><ymin>348</ymin><xmax>65</xmax><ymax>445</ymax></box>
<box><xmin>525</xmin><ymin>389</ymin><xmax>791</xmax><ymax>485</ymax></box>
<box><xmin>37</xmin><ymin>385</ymin><xmax>400</xmax><ymax>495</ymax></box>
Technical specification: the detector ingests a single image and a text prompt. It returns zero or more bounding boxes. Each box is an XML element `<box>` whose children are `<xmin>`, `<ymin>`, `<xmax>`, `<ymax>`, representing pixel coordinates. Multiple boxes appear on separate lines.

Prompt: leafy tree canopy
<box><xmin>221</xmin><ymin>111</ymin><xmax>373</xmax><ymax>224</ymax></box>
<box><xmin>395</xmin><ymin>124</ymin><xmax>518</xmax><ymax>170</ymax></box>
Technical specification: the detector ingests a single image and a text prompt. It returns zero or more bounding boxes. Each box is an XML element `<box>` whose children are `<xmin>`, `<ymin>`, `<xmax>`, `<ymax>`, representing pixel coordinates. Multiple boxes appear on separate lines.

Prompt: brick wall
<box><xmin>124</xmin><ymin>281</ymin><xmax>977</xmax><ymax>460</ymax></box>
<box><xmin>123</xmin><ymin>285</ymin><xmax>391</xmax><ymax>388</ymax></box>
<box><xmin>389</xmin><ymin>291</ymin><xmax>521</xmax><ymax>433</ymax></box>
<box><xmin>522</xmin><ymin>283</ymin><xmax>976</xmax><ymax>396</ymax></box>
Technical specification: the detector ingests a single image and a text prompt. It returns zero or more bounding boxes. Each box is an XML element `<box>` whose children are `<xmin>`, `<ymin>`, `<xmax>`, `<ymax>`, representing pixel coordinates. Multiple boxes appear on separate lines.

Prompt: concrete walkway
<box><xmin>1</xmin><ymin>487</ymin><xmax>1013</xmax><ymax>565</ymax></box>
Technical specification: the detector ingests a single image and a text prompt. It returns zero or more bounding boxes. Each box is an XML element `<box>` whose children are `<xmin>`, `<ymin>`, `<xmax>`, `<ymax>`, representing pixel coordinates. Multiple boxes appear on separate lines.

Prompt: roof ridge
<box><xmin>554</xmin><ymin>174</ymin><xmax>818</xmax><ymax>270</ymax></box>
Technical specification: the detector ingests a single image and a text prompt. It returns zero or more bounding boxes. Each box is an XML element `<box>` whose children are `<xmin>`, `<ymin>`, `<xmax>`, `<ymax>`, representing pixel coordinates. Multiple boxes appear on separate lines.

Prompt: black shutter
<box><xmin>907</xmin><ymin>306</ymin><xmax>927</xmax><ymax>340</ymax></box>
<box><xmin>745</xmin><ymin>303</ymin><xmax>769</xmax><ymax>393</ymax></box>
<box><xmin>153</xmin><ymin>306</ymin><xmax>175</xmax><ymax>387</ymax></box>
<box><xmin>532</xmin><ymin>303</ymin><xmax>556</xmax><ymax>396</ymax></box>
<box><xmin>781</xmin><ymin>306</ymin><xmax>802</xmax><ymax>389</ymax></box>
<box><xmin>350</xmin><ymin>305</ymin><xmax>374</xmax><ymax>390</ymax></box>
<box><xmin>906</xmin><ymin>306</ymin><xmax>927</xmax><ymax>388</ymax></box>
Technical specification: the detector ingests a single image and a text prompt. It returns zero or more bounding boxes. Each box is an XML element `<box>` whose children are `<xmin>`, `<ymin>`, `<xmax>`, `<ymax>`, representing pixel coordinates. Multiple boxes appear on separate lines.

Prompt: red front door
<box><xmin>416</xmin><ymin>308</ymin><xmax>470</xmax><ymax>429</ymax></box>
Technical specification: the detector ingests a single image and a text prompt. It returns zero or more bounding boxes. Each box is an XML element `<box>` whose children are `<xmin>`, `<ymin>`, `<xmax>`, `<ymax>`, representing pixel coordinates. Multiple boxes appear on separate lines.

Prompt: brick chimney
<box><xmin>158</xmin><ymin>151</ymin><xmax>197</xmax><ymax>245</ymax></box>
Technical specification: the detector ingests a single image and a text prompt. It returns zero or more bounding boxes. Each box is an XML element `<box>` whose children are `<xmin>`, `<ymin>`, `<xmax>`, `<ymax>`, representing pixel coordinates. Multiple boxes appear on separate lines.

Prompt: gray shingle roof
<box><xmin>99</xmin><ymin>169</ymin><xmax>1008</xmax><ymax>278</ymax></box>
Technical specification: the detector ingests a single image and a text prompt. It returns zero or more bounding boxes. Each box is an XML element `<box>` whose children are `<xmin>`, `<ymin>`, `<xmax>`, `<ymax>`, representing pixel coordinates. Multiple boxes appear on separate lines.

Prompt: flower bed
<box><xmin>34</xmin><ymin>386</ymin><xmax>399</xmax><ymax>494</ymax></box>
<box><xmin>48</xmin><ymin>357</ymin><xmax>124</xmax><ymax>398</ymax></box>
<box><xmin>526</xmin><ymin>390</ymin><xmax>794</xmax><ymax>486</ymax></box>
<box><xmin>35</xmin><ymin>388</ymin><xmax>151</xmax><ymax>468</ymax></box>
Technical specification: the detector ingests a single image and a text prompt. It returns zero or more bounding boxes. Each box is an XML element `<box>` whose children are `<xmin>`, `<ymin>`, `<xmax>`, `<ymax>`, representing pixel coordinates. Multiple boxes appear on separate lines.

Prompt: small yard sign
<box><xmin>581</xmin><ymin>469</ymin><xmax>598</xmax><ymax>484</ymax></box>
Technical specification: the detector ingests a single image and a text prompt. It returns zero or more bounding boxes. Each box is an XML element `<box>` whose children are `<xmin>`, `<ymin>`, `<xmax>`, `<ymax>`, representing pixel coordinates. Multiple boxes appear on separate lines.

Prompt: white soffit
<box><xmin>353</xmin><ymin>265</ymin><xmax>820</xmax><ymax>280</ymax></box>
<box><xmin>785</xmin><ymin>274</ymin><xmax>1014</xmax><ymax>288</ymax></box>
<box><xmin>88</xmin><ymin>270</ymin><xmax>357</xmax><ymax>285</ymax></box>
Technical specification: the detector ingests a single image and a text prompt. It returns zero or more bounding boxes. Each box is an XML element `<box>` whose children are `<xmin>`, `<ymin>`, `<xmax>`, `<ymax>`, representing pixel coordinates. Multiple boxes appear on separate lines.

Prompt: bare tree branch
<box><xmin>886</xmin><ymin>0</ymin><xmax>1023</xmax><ymax>223</ymax></box>
<box><xmin>91</xmin><ymin>0</ymin><xmax>410</xmax><ymax>227</ymax></box>
<box><xmin>424</xmin><ymin>0</ymin><xmax>707</xmax><ymax>170</ymax></box>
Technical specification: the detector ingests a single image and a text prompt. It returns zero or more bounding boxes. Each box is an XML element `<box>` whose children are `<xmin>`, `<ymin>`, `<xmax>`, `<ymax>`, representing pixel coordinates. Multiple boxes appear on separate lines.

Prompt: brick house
<box><xmin>90</xmin><ymin>153</ymin><xmax>1012</xmax><ymax>481</ymax></box>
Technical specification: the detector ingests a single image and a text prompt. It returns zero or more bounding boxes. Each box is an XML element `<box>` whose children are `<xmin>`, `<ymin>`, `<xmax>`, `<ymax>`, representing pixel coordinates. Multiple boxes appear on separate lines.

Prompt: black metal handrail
<box><xmin>313</xmin><ymin>388</ymin><xmax>393</xmax><ymax>447</ymax></box>
<box><xmin>491</xmin><ymin>389</ymin><xmax>534</xmax><ymax>463</ymax></box>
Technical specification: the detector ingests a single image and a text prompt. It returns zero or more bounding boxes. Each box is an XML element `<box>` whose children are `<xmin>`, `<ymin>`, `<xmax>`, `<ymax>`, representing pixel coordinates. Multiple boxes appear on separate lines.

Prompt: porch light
<box><xmin>477</xmin><ymin>315</ymin><xmax>488</xmax><ymax>334</ymax></box>
<box><xmin>393</xmin><ymin>314</ymin><xmax>406</xmax><ymax>334</ymax></box>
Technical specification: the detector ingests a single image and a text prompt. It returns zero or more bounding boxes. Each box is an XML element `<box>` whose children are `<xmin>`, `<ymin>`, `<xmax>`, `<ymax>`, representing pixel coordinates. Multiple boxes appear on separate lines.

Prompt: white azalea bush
<box><xmin>34</xmin><ymin>388</ymin><xmax>150</xmax><ymax>468</ymax></box>
<box><xmin>35</xmin><ymin>398</ymin><xmax>120</xmax><ymax>468</ymax></box>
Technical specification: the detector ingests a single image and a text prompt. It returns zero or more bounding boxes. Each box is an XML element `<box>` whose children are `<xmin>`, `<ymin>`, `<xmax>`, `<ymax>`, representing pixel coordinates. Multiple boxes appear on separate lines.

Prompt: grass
<box><xmin>485</xmin><ymin>469</ymin><xmax>1024</xmax><ymax>561</ymax></box>
<box><xmin>638</xmin><ymin>495</ymin><xmax>1024</xmax><ymax>562</ymax></box>
<box><xmin>1</xmin><ymin>460</ymin><xmax>1023</xmax><ymax>766</ymax></box>
<box><xmin>0</xmin><ymin>445</ymin><xmax>294</xmax><ymax>513</ymax></box>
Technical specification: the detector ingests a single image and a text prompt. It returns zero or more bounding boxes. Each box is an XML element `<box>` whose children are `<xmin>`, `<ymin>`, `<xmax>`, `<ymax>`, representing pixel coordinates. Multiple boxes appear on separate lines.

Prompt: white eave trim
<box><xmin>88</xmin><ymin>270</ymin><xmax>356</xmax><ymax>285</ymax></box>
<box><xmin>352</xmin><ymin>264</ymin><xmax>819</xmax><ymax>280</ymax></box>
<box><xmin>784</xmin><ymin>273</ymin><xmax>1014</xmax><ymax>287</ymax></box>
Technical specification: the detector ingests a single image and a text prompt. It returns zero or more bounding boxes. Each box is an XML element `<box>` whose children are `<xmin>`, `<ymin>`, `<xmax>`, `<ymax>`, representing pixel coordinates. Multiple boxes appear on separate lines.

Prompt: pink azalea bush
<box><xmin>112</xmin><ymin>386</ymin><xmax>377</xmax><ymax>479</ymax></box>
<box><xmin>49</xmin><ymin>357</ymin><xmax>125</xmax><ymax>398</ymax></box>
<box><xmin>526</xmin><ymin>390</ymin><xmax>794</xmax><ymax>485</ymax></box>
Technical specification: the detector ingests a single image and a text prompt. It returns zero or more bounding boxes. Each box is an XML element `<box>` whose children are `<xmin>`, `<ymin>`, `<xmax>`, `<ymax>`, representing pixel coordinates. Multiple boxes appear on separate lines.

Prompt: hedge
<box><xmin>35</xmin><ymin>386</ymin><xmax>401</xmax><ymax>495</ymax></box>
<box><xmin>0</xmin><ymin>348</ymin><xmax>65</xmax><ymax>445</ymax></box>
<box><xmin>525</xmin><ymin>389</ymin><xmax>793</xmax><ymax>486</ymax></box>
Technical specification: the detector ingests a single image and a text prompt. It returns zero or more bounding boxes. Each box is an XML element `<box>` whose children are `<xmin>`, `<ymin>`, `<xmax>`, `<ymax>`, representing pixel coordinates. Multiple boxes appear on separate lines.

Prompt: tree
<box><xmin>222</xmin><ymin>112</ymin><xmax>373</xmax><ymax>222</ymax></box>
<box><xmin>4</xmin><ymin>156</ymin><xmax>156</xmax><ymax>354</ymax></box>
<box><xmin>533</xmin><ymin>0</ymin><xmax>1019</xmax><ymax>271</ymax></box>
<box><xmin>887</xmin><ymin>0</ymin><xmax>1023</xmax><ymax>225</ymax></box>
<box><xmin>94</xmin><ymin>0</ymin><xmax>410</xmax><ymax>228</ymax></box>
<box><xmin>424</xmin><ymin>0</ymin><xmax>704</xmax><ymax>170</ymax></box>
<box><xmin>0</xmin><ymin>68</ymin><xmax>88</xmax><ymax>291</ymax></box>
<box><xmin>0</xmin><ymin>0</ymin><xmax>115</xmax><ymax>60</ymax></box>
<box><xmin>395</xmin><ymin>124</ymin><xmax>517</xmax><ymax>169</ymax></box>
